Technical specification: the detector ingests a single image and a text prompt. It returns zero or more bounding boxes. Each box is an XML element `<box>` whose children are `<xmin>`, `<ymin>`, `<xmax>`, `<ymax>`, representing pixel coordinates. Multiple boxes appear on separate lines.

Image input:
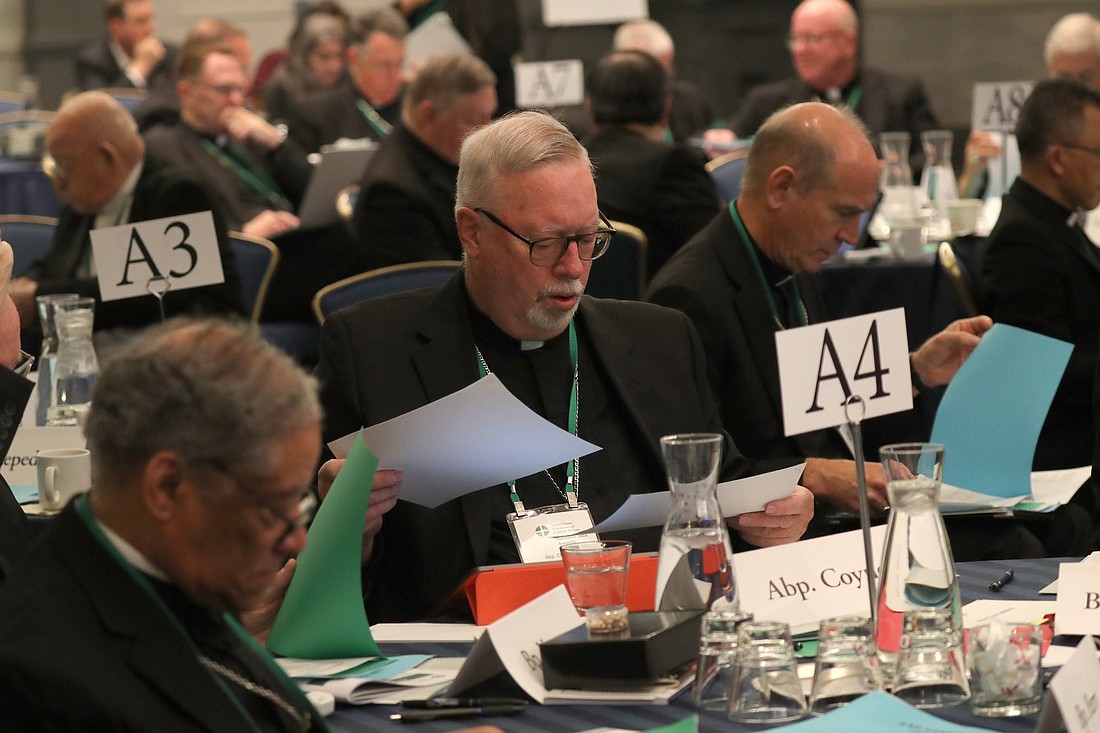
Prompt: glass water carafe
<box><xmin>878</xmin><ymin>132</ymin><xmax>918</xmax><ymax>229</ymax></box>
<box><xmin>655</xmin><ymin>433</ymin><xmax>738</xmax><ymax>613</ymax></box>
<box><xmin>35</xmin><ymin>293</ymin><xmax>80</xmax><ymax>426</ymax></box>
<box><xmin>918</xmin><ymin>131</ymin><xmax>958</xmax><ymax>225</ymax></box>
<box><xmin>874</xmin><ymin>443</ymin><xmax>960</xmax><ymax>680</ymax></box>
<box><xmin>46</xmin><ymin>297</ymin><xmax>99</xmax><ymax>427</ymax></box>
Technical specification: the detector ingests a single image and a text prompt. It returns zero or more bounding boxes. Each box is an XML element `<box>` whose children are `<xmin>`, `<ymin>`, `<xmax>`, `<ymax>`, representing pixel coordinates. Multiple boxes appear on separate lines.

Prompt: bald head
<box><xmin>793</xmin><ymin>0</ymin><xmax>858</xmax><ymax>33</ymax></box>
<box><xmin>45</xmin><ymin>91</ymin><xmax>144</xmax><ymax>214</ymax></box>
<box><xmin>739</xmin><ymin>102</ymin><xmax>879</xmax><ymax>273</ymax></box>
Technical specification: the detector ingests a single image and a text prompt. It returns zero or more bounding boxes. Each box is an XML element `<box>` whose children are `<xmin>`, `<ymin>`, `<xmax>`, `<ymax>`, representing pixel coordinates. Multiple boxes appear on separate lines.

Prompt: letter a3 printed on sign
<box><xmin>775</xmin><ymin>308</ymin><xmax>913</xmax><ymax>437</ymax></box>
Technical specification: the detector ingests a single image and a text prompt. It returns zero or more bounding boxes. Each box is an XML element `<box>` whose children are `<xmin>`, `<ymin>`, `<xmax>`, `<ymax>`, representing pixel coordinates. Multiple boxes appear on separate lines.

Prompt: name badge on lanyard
<box><xmin>507</xmin><ymin>503</ymin><xmax>598</xmax><ymax>564</ymax></box>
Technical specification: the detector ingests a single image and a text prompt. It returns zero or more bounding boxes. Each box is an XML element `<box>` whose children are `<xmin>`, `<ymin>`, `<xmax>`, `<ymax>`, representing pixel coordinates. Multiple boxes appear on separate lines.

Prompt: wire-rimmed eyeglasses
<box><xmin>474</xmin><ymin>208</ymin><xmax>615</xmax><ymax>267</ymax></box>
<box><xmin>198</xmin><ymin>460</ymin><xmax>317</xmax><ymax>546</ymax></box>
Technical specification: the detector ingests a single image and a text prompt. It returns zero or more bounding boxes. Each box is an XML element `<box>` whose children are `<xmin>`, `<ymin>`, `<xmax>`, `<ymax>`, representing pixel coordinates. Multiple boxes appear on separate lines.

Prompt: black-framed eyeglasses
<box><xmin>1057</xmin><ymin>142</ymin><xmax>1100</xmax><ymax>159</ymax></box>
<box><xmin>198</xmin><ymin>460</ymin><xmax>317</xmax><ymax>546</ymax></box>
<box><xmin>474</xmin><ymin>208</ymin><xmax>615</xmax><ymax>267</ymax></box>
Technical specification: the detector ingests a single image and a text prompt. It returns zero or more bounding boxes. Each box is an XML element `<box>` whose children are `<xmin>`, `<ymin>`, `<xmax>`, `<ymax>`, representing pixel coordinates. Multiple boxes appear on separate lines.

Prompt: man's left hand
<box><xmin>732</xmin><ymin>485</ymin><xmax>814</xmax><ymax>547</ymax></box>
<box><xmin>220</xmin><ymin>107</ymin><xmax>285</xmax><ymax>150</ymax></box>
<box><xmin>241</xmin><ymin>558</ymin><xmax>296</xmax><ymax>643</ymax></box>
<box><xmin>910</xmin><ymin>315</ymin><xmax>993</xmax><ymax>389</ymax></box>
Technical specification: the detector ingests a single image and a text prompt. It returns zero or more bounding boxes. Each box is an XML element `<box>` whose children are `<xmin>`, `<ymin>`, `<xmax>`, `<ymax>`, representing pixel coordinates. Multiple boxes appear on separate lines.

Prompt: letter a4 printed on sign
<box><xmin>775</xmin><ymin>308</ymin><xmax>913</xmax><ymax>437</ymax></box>
<box><xmin>90</xmin><ymin>211</ymin><xmax>225</xmax><ymax>302</ymax></box>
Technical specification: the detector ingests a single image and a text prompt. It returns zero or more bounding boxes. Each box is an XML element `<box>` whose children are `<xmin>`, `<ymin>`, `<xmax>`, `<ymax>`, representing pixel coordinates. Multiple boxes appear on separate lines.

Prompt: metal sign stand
<box><xmin>844</xmin><ymin>394</ymin><xmax>877</xmax><ymax>625</ymax></box>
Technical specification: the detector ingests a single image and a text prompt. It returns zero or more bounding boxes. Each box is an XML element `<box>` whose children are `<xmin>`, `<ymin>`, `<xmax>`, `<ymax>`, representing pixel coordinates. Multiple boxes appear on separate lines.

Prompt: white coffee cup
<box><xmin>947</xmin><ymin>198</ymin><xmax>983</xmax><ymax>236</ymax></box>
<box><xmin>37</xmin><ymin>448</ymin><xmax>92</xmax><ymax>511</ymax></box>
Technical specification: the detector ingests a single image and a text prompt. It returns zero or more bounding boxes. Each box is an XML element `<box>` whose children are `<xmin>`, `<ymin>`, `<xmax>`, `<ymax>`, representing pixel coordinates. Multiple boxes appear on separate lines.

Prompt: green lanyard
<box><xmin>199</xmin><ymin>138</ymin><xmax>289</xmax><ymax>210</ymax></box>
<box><xmin>729</xmin><ymin>200</ymin><xmax>807</xmax><ymax>329</ymax></box>
<box><xmin>356</xmin><ymin>99</ymin><xmax>393</xmax><ymax>139</ymax></box>
<box><xmin>476</xmin><ymin>321</ymin><xmax>580</xmax><ymax>513</ymax></box>
<box><xmin>73</xmin><ymin>495</ymin><xmax>324</xmax><ymax>732</ymax></box>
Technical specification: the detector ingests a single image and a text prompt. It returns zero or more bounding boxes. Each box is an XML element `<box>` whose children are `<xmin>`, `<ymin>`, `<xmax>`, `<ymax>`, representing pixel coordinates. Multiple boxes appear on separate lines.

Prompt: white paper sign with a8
<box><xmin>90</xmin><ymin>211</ymin><xmax>224</xmax><ymax>302</ymax></box>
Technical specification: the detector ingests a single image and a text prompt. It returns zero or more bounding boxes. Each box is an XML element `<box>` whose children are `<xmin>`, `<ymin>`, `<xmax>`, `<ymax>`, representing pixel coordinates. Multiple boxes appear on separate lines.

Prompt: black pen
<box><xmin>988</xmin><ymin>569</ymin><xmax>1014</xmax><ymax>592</ymax></box>
<box><xmin>403</xmin><ymin>697</ymin><xmax>527</xmax><ymax>709</ymax></box>
<box><xmin>390</xmin><ymin>704</ymin><xmax>527</xmax><ymax>723</ymax></box>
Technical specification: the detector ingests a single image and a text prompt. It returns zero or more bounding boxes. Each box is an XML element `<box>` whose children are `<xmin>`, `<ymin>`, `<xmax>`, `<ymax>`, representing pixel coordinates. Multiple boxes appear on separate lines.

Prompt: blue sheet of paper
<box><xmin>930</xmin><ymin>324</ymin><xmax>1071</xmax><ymax>498</ymax></box>
<box><xmin>776</xmin><ymin>691</ymin><xmax>989</xmax><ymax>732</ymax></box>
<box><xmin>11</xmin><ymin>485</ymin><xmax>36</xmax><ymax>504</ymax></box>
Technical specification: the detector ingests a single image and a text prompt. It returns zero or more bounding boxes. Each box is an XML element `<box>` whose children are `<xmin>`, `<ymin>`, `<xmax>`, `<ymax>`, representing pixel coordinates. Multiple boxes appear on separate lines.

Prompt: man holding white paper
<box><xmin>649</xmin><ymin>102</ymin><xmax>1090</xmax><ymax>559</ymax></box>
<box><xmin>316</xmin><ymin>110</ymin><xmax>814</xmax><ymax>622</ymax></box>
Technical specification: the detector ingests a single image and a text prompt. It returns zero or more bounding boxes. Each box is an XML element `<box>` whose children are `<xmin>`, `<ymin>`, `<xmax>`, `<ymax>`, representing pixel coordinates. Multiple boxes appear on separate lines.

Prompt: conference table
<box><xmin>328</xmin><ymin>558</ymin><xmax>1061</xmax><ymax>733</ymax></box>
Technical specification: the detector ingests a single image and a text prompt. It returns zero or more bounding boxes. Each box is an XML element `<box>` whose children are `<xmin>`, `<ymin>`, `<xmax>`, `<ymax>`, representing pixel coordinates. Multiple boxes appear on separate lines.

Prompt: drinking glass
<box><xmin>728</xmin><ymin>620</ymin><xmax>807</xmax><ymax>723</ymax></box>
<box><xmin>893</xmin><ymin>606</ymin><xmax>970</xmax><ymax>708</ymax></box>
<box><xmin>968</xmin><ymin>622</ymin><xmax>1042</xmax><ymax>717</ymax></box>
<box><xmin>808</xmin><ymin>615</ymin><xmax>882</xmax><ymax>714</ymax></box>
<box><xmin>692</xmin><ymin>609</ymin><xmax>753</xmax><ymax>711</ymax></box>
<box><xmin>560</xmin><ymin>540</ymin><xmax>631</xmax><ymax>633</ymax></box>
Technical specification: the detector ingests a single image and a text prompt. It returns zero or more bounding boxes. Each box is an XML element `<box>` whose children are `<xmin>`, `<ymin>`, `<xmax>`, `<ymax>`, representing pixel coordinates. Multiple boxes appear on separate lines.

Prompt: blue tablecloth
<box><xmin>328</xmin><ymin>558</ymin><xmax>1060</xmax><ymax>732</ymax></box>
<box><xmin>0</xmin><ymin>158</ymin><xmax>60</xmax><ymax>217</ymax></box>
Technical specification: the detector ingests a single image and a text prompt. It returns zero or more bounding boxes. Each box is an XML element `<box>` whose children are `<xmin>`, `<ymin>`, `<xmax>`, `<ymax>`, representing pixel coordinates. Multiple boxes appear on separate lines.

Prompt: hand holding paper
<box><xmin>910</xmin><ymin>315</ymin><xmax>993</xmax><ymax>389</ymax></box>
<box><xmin>319</xmin><ymin>459</ymin><xmax>403</xmax><ymax>563</ymax></box>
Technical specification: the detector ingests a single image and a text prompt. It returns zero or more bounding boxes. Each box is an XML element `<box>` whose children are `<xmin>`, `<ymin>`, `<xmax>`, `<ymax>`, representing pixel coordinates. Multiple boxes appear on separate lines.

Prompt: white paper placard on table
<box><xmin>1045</xmin><ymin>636</ymin><xmax>1100</xmax><ymax>733</ymax></box>
<box><xmin>541</xmin><ymin>0</ymin><xmax>647</xmax><ymax>27</ymax></box>
<box><xmin>515</xmin><ymin>60</ymin><xmax>585</xmax><ymax>108</ymax></box>
<box><xmin>732</xmin><ymin>526</ymin><xmax>887</xmax><ymax>635</ymax></box>
<box><xmin>970</xmin><ymin>81</ymin><xmax>1034</xmax><ymax>133</ymax></box>
<box><xmin>775</xmin><ymin>308</ymin><xmax>912</xmax><ymax>437</ymax></box>
<box><xmin>1</xmin><ymin>425</ymin><xmax>86</xmax><ymax>489</ymax></box>
<box><xmin>90</xmin><ymin>211</ymin><xmax>224</xmax><ymax>302</ymax></box>
<box><xmin>1055</xmin><ymin>562</ymin><xmax>1100</xmax><ymax>636</ymax></box>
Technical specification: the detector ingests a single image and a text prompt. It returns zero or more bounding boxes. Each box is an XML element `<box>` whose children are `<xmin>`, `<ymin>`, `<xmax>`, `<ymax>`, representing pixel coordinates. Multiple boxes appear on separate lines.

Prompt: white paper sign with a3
<box><xmin>90</xmin><ymin>211</ymin><xmax>224</xmax><ymax>302</ymax></box>
<box><xmin>775</xmin><ymin>308</ymin><xmax>912</xmax><ymax>437</ymax></box>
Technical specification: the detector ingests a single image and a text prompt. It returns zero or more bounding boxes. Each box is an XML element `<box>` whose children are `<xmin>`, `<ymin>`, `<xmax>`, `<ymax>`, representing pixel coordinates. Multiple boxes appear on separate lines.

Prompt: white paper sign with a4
<box><xmin>90</xmin><ymin>211</ymin><xmax>224</xmax><ymax>302</ymax></box>
<box><xmin>775</xmin><ymin>308</ymin><xmax>912</xmax><ymax>437</ymax></box>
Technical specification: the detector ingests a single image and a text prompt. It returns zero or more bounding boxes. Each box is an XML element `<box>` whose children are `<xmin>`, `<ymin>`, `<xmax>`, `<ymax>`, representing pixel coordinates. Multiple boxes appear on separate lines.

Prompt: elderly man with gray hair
<box><xmin>0</xmin><ymin>319</ymin><xmax>329</xmax><ymax>729</ymax></box>
<box><xmin>1046</xmin><ymin>13</ymin><xmax>1100</xmax><ymax>88</ymax></box>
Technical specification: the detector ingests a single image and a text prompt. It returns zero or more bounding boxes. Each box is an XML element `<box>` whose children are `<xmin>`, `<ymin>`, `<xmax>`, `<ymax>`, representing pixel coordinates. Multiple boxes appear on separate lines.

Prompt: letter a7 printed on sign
<box><xmin>774</xmin><ymin>308</ymin><xmax>913</xmax><ymax>437</ymax></box>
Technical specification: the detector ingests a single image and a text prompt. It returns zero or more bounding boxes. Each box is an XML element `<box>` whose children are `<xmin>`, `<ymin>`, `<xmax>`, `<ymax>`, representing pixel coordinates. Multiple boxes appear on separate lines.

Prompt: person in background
<box><xmin>263</xmin><ymin>13</ymin><xmax>349</xmax><ymax>122</ymax></box>
<box><xmin>76</xmin><ymin>0</ymin><xmax>178</xmax><ymax>94</ymax></box>
<box><xmin>582</xmin><ymin>50</ymin><xmax>719</xmax><ymax>279</ymax></box>
<box><xmin>612</xmin><ymin>18</ymin><xmax>716</xmax><ymax>146</ymax></box>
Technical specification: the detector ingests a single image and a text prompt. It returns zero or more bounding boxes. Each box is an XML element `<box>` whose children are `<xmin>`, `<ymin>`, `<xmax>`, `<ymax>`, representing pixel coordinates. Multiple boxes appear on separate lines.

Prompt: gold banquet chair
<box><xmin>937</xmin><ymin>241</ymin><xmax>978</xmax><ymax>318</ymax></box>
<box><xmin>312</xmin><ymin>260</ymin><xmax>462</xmax><ymax>325</ymax></box>
<box><xmin>0</xmin><ymin>214</ymin><xmax>58</xmax><ymax>276</ymax></box>
<box><xmin>227</xmin><ymin>232</ymin><xmax>279</xmax><ymax>324</ymax></box>
<box><xmin>705</xmin><ymin>146</ymin><xmax>751</xmax><ymax>205</ymax></box>
<box><xmin>585</xmin><ymin>221</ymin><xmax>647</xmax><ymax>300</ymax></box>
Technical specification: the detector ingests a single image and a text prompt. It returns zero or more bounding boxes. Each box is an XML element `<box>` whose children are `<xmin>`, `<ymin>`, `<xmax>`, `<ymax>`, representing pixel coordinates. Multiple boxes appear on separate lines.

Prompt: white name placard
<box><xmin>775</xmin><ymin>308</ymin><xmax>912</xmax><ymax>437</ymax></box>
<box><xmin>1055</xmin><ymin>562</ymin><xmax>1100</xmax><ymax>636</ymax></box>
<box><xmin>2</xmin><ymin>426</ymin><xmax>86</xmax><ymax>488</ymax></box>
<box><xmin>541</xmin><ymin>0</ymin><xmax>647</xmax><ymax>27</ymax></box>
<box><xmin>971</xmin><ymin>81</ymin><xmax>1034</xmax><ymax>133</ymax></box>
<box><xmin>732</xmin><ymin>526</ymin><xmax>886</xmax><ymax>635</ymax></box>
<box><xmin>90</xmin><ymin>211</ymin><xmax>224</xmax><ymax>302</ymax></box>
<box><xmin>515</xmin><ymin>60</ymin><xmax>585</xmax><ymax>108</ymax></box>
<box><xmin>1047</xmin><ymin>636</ymin><xmax>1100</xmax><ymax>733</ymax></box>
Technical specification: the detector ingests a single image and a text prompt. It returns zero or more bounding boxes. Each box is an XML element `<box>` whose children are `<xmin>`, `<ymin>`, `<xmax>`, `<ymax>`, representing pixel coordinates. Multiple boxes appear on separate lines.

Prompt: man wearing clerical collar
<box><xmin>0</xmin><ymin>320</ymin><xmax>332</xmax><ymax>730</ymax></box>
<box><xmin>315</xmin><ymin>110</ymin><xmax>814</xmax><ymax>623</ymax></box>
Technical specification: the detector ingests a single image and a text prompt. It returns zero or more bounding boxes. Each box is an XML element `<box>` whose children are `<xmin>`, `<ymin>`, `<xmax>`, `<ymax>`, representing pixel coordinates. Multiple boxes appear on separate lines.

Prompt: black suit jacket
<box><xmin>981</xmin><ymin>178</ymin><xmax>1100</xmax><ymax>470</ymax></box>
<box><xmin>143</xmin><ymin>121</ymin><xmax>311</xmax><ymax>231</ymax></box>
<box><xmin>646</xmin><ymin>211</ymin><xmax>843</xmax><ymax>466</ymax></box>
<box><xmin>729</xmin><ymin>67</ymin><xmax>938</xmax><ymax>174</ymax></box>
<box><xmin>351</xmin><ymin>125</ymin><xmax>461</xmax><ymax>271</ymax></box>
<box><xmin>75</xmin><ymin>37</ymin><xmax>179</xmax><ymax>93</ymax></box>
<box><xmin>316</xmin><ymin>274</ymin><xmax>749</xmax><ymax>621</ymax></box>
<box><xmin>282</xmin><ymin>82</ymin><xmax>400</xmax><ymax>155</ymax></box>
<box><xmin>0</xmin><ymin>369</ymin><xmax>34</xmax><ymax>584</ymax></box>
<box><xmin>27</xmin><ymin>159</ymin><xmax>245</xmax><ymax>330</ymax></box>
<box><xmin>584</xmin><ymin>126</ymin><xmax>720</xmax><ymax>278</ymax></box>
<box><xmin>0</xmin><ymin>502</ymin><xmax>326</xmax><ymax>731</ymax></box>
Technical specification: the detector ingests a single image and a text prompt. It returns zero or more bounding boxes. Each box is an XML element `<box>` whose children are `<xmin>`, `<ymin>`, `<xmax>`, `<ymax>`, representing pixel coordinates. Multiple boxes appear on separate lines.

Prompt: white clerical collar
<box><xmin>520</xmin><ymin>340</ymin><xmax>545</xmax><ymax>351</ymax></box>
<box><xmin>825</xmin><ymin>87</ymin><xmax>842</xmax><ymax>103</ymax></box>
<box><xmin>95</xmin><ymin>517</ymin><xmax>170</xmax><ymax>582</ymax></box>
<box><xmin>108</xmin><ymin>38</ymin><xmax>132</xmax><ymax>73</ymax></box>
<box><xmin>95</xmin><ymin>159</ymin><xmax>143</xmax><ymax>231</ymax></box>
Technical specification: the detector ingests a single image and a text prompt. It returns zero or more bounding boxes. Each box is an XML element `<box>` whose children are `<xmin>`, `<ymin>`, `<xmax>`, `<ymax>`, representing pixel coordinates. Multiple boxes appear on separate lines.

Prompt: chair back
<box><xmin>0</xmin><ymin>110</ymin><xmax>54</xmax><ymax>159</ymax></box>
<box><xmin>585</xmin><ymin>221</ymin><xmax>647</xmax><ymax>300</ymax></box>
<box><xmin>100</xmin><ymin>87</ymin><xmax>147</xmax><ymax>113</ymax></box>
<box><xmin>937</xmin><ymin>241</ymin><xmax>978</xmax><ymax>317</ymax></box>
<box><xmin>313</xmin><ymin>260</ymin><xmax>461</xmax><ymax>324</ymax></box>
<box><xmin>0</xmin><ymin>92</ymin><xmax>26</xmax><ymax>115</ymax></box>
<box><xmin>0</xmin><ymin>214</ymin><xmax>58</xmax><ymax>276</ymax></box>
<box><xmin>228</xmin><ymin>232</ymin><xmax>280</xmax><ymax>324</ymax></box>
<box><xmin>705</xmin><ymin>146</ymin><xmax>751</xmax><ymax>204</ymax></box>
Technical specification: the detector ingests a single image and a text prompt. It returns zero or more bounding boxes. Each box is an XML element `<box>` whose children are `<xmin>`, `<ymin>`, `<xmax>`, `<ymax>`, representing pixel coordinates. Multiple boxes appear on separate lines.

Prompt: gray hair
<box><xmin>348</xmin><ymin>6</ymin><xmax>408</xmax><ymax>48</ymax></box>
<box><xmin>85</xmin><ymin>319</ymin><xmax>321</xmax><ymax>484</ymax></box>
<box><xmin>613</xmin><ymin>19</ymin><xmax>674</xmax><ymax>58</ymax></box>
<box><xmin>401</xmin><ymin>52</ymin><xmax>496</xmax><ymax>120</ymax></box>
<box><xmin>741</xmin><ymin>102</ymin><xmax>867</xmax><ymax>196</ymax></box>
<box><xmin>287</xmin><ymin>14</ymin><xmax>346</xmax><ymax>87</ymax></box>
<box><xmin>1045</xmin><ymin>13</ymin><xmax>1100</xmax><ymax>68</ymax></box>
<box><xmin>455</xmin><ymin>110</ymin><xmax>592</xmax><ymax>214</ymax></box>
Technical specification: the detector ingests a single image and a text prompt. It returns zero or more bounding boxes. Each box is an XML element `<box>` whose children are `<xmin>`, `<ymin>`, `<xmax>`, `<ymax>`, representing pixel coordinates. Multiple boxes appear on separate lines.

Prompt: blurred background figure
<box><xmin>261</xmin><ymin>10</ymin><xmax>350</xmax><ymax>120</ymax></box>
<box><xmin>1046</xmin><ymin>12</ymin><xmax>1100</xmax><ymax>87</ymax></box>
<box><xmin>250</xmin><ymin>0</ymin><xmax>350</xmax><ymax>110</ymax></box>
<box><xmin>76</xmin><ymin>0</ymin><xmax>178</xmax><ymax>95</ymax></box>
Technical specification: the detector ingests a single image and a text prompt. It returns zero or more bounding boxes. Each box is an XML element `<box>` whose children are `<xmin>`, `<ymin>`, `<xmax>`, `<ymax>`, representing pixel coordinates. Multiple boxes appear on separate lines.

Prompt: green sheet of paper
<box><xmin>267</xmin><ymin>432</ymin><xmax>382</xmax><ymax>659</ymax></box>
<box><xmin>643</xmin><ymin>715</ymin><xmax>697</xmax><ymax>733</ymax></box>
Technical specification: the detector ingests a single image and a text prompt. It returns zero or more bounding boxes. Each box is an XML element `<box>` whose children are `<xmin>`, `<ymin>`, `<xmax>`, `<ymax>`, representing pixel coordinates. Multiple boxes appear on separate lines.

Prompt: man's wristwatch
<box><xmin>273</xmin><ymin>123</ymin><xmax>289</xmax><ymax>147</ymax></box>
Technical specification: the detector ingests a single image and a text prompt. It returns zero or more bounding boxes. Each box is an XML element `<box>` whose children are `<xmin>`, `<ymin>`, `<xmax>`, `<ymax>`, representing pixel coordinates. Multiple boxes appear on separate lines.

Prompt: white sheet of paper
<box><xmin>541</xmin><ymin>0</ymin><xmax>647</xmax><ymax>27</ymax></box>
<box><xmin>940</xmin><ymin>483</ymin><xmax>1025</xmax><ymax>512</ymax></box>
<box><xmin>1</xmin><ymin>425</ymin><xmax>85</xmax><ymax>488</ymax></box>
<box><xmin>590</xmin><ymin>464</ymin><xmax>805</xmax><ymax>533</ymax></box>
<box><xmin>1049</xmin><ymin>636</ymin><xmax>1100</xmax><ymax>733</ymax></box>
<box><xmin>961</xmin><ymin>599</ymin><xmax>1057</xmax><ymax>628</ymax></box>
<box><xmin>1032</xmin><ymin>466</ymin><xmax>1091</xmax><ymax>505</ymax></box>
<box><xmin>775</xmin><ymin>308</ymin><xmax>912</xmax><ymax>437</ymax></box>
<box><xmin>1042</xmin><ymin>552</ymin><xmax>1100</xmax><ymax>595</ymax></box>
<box><xmin>90</xmin><ymin>211</ymin><xmax>224</xmax><ymax>302</ymax></box>
<box><xmin>328</xmin><ymin>375</ymin><xmax>600</xmax><ymax>508</ymax></box>
<box><xmin>403</xmin><ymin>11</ymin><xmax>471</xmax><ymax>73</ymax></box>
<box><xmin>733</xmin><ymin>526</ymin><xmax>887</xmax><ymax>635</ymax></box>
<box><xmin>369</xmin><ymin>623</ymin><xmax>482</xmax><ymax>643</ymax></box>
<box><xmin>515</xmin><ymin>60</ymin><xmax>585</xmax><ymax>108</ymax></box>
<box><xmin>971</xmin><ymin>81</ymin><xmax>1034</xmax><ymax>133</ymax></box>
<box><xmin>1056</xmin><ymin>563</ymin><xmax>1100</xmax><ymax>636</ymax></box>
